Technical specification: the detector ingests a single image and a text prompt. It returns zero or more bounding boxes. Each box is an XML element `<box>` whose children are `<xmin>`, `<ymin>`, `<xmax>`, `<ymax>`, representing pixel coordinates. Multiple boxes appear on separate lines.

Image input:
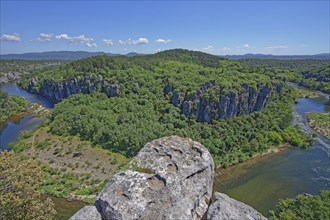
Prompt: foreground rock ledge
<box><xmin>71</xmin><ymin>136</ymin><xmax>214</xmax><ymax>220</ymax></box>
<box><xmin>70</xmin><ymin>136</ymin><xmax>266</xmax><ymax>220</ymax></box>
<box><xmin>207</xmin><ymin>193</ymin><xmax>267</xmax><ymax>220</ymax></box>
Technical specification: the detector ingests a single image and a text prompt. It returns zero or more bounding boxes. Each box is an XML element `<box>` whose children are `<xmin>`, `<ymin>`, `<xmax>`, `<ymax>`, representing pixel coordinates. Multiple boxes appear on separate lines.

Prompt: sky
<box><xmin>0</xmin><ymin>0</ymin><xmax>329</xmax><ymax>55</ymax></box>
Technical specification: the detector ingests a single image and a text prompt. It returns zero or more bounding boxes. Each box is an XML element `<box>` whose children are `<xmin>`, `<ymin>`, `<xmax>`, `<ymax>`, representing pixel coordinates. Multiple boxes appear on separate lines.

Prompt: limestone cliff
<box><xmin>26</xmin><ymin>76</ymin><xmax>281</xmax><ymax>122</ymax></box>
<box><xmin>0</xmin><ymin>72</ymin><xmax>22</xmax><ymax>84</ymax></box>
<box><xmin>165</xmin><ymin>81</ymin><xmax>282</xmax><ymax>123</ymax></box>
<box><xmin>27</xmin><ymin>75</ymin><xmax>119</xmax><ymax>102</ymax></box>
<box><xmin>70</xmin><ymin>136</ymin><xmax>266</xmax><ymax>220</ymax></box>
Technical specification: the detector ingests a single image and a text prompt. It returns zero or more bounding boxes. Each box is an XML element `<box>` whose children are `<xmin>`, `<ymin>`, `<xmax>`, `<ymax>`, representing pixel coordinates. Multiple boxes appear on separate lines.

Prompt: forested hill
<box><xmin>22</xmin><ymin>49</ymin><xmax>278</xmax><ymax>105</ymax></box>
<box><xmin>239</xmin><ymin>59</ymin><xmax>330</xmax><ymax>93</ymax></box>
<box><xmin>2</xmin><ymin>50</ymin><xmax>329</xmax><ymax>60</ymax></box>
<box><xmin>18</xmin><ymin>49</ymin><xmax>311</xmax><ymax>166</ymax></box>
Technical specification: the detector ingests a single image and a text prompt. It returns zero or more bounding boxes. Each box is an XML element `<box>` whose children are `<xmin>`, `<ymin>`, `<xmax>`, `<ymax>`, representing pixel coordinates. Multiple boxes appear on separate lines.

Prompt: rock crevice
<box><xmin>70</xmin><ymin>136</ymin><xmax>267</xmax><ymax>220</ymax></box>
<box><xmin>71</xmin><ymin>136</ymin><xmax>214</xmax><ymax>220</ymax></box>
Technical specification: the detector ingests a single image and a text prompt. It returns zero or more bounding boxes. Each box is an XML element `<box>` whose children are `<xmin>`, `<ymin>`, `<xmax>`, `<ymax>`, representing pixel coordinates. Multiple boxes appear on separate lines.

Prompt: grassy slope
<box><xmin>11</xmin><ymin>126</ymin><xmax>128</xmax><ymax>202</ymax></box>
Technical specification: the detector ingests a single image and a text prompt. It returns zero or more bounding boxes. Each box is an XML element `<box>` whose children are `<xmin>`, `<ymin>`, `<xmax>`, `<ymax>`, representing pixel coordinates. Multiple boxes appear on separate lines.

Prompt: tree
<box><xmin>0</xmin><ymin>151</ymin><xmax>56</xmax><ymax>220</ymax></box>
<box><xmin>269</xmin><ymin>190</ymin><xmax>330</xmax><ymax>220</ymax></box>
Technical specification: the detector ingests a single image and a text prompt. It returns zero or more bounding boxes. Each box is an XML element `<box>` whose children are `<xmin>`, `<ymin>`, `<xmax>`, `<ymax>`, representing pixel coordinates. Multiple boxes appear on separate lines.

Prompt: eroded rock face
<box><xmin>132</xmin><ymin>136</ymin><xmax>214</xmax><ymax>220</ymax></box>
<box><xmin>207</xmin><ymin>192</ymin><xmax>267</xmax><ymax>220</ymax></box>
<box><xmin>164</xmin><ymin>81</ymin><xmax>282</xmax><ymax>123</ymax></box>
<box><xmin>71</xmin><ymin>136</ymin><xmax>214</xmax><ymax>220</ymax></box>
<box><xmin>70</xmin><ymin>137</ymin><xmax>267</xmax><ymax>220</ymax></box>
<box><xmin>27</xmin><ymin>75</ymin><xmax>119</xmax><ymax>102</ymax></box>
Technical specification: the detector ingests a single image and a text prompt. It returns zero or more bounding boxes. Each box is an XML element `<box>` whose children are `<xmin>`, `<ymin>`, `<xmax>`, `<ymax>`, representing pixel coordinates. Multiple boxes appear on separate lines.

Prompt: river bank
<box><xmin>214</xmin><ymin>93</ymin><xmax>330</xmax><ymax>216</ymax></box>
<box><xmin>0</xmin><ymin>82</ymin><xmax>89</xmax><ymax>219</ymax></box>
<box><xmin>45</xmin><ymin>195</ymin><xmax>85</xmax><ymax>220</ymax></box>
<box><xmin>215</xmin><ymin>145</ymin><xmax>287</xmax><ymax>183</ymax></box>
<box><xmin>288</xmin><ymin>82</ymin><xmax>330</xmax><ymax>99</ymax></box>
<box><xmin>307</xmin><ymin>112</ymin><xmax>330</xmax><ymax>138</ymax></box>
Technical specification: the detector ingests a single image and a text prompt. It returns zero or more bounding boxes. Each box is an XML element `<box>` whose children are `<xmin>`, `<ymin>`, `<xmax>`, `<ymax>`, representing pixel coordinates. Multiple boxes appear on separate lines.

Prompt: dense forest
<box><xmin>270</xmin><ymin>190</ymin><xmax>330</xmax><ymax>220</ymax></box>
<box><xmin>0</xmin><ymin>60</ymin><xmax>67</xmax><ymax>84</ymax></box>
<box><xmin>0</xmin><ymin>91</ymin><xmax>28</xmax><ymax>122</ymax></box>
<box><xmin>17</xmin><ymin>49</ymin><xmax>314</xmax><ymax>166</ymax></box>
<box><xmin>2</xmin><ymin>49</ymin><xmax>328</xmax><ymax>220</ymax></box>
<box><xmin>239</xmin><ymin>59</ymin><xmax>330</xmax><ymax>93</ymax></box>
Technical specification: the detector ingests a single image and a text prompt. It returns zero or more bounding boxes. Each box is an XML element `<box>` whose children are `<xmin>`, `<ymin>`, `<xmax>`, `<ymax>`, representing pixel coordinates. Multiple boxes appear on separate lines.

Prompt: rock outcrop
<box><xmin>0</xmin><ymin>72</ymin><xmax>22</xmax><ymax>84</ymax></box>
<box><xmin>207</xmin><ymin>192</ymin><xmax>267</xmax><ymax>220</ymax></box>
<box><xmin>164</xmin><ymin>81</ymin><xmax>282</xmax><ymax>123</ymax></box>
<box><xmin>27</xmin><ymin>76</ymin><xmax>282</xmax><ymax>122</ymax></box>
<box><xmin>71</xmin><ymin>136</ymin><xmax>214</xmax><ymax>220</ymax></box>
<box><xmin>27</xmin><ymin>75</ymin><xmax>119</xmax><ymax>102</ymax></box>
<box><xmin>70</xmin><ymin>136</ymin><xmax>268</xmax><ymax>220</ymax></box>
<box><xmin>70</xmin><ymin>206</ymin><xmax>102</xmax><ymax>220</ymax></box>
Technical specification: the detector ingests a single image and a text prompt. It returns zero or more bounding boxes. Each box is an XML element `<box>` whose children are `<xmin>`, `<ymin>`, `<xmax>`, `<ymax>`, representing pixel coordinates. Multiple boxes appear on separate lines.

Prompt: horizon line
<box><xmin>1</xmin><ymin>49</ymin><xmax>329</xmax><ymax>57</ymax></box>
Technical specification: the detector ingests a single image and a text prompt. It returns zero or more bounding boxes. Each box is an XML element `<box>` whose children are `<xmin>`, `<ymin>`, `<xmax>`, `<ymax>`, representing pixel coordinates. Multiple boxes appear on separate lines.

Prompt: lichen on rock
<box><xmin>70</xmin><ymin>136</ymin><xmax>266</xmax><ymax>220</ymax></box>
<box><xmin>207</xmin><ymin>192</ymin><xmax>267</xmax><ymax>220</ymax></box>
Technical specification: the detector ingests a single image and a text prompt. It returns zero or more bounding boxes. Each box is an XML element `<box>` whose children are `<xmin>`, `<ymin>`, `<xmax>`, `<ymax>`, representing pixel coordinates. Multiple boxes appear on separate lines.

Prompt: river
<box><xmin>0</xmin><ymin>81</ymin><xmax>84</xmax><ymax>220</ymax></box>
<box><xmin>1</xmin><ymin>81</ymin><xmax>329</xmax><ymax>218</ymax></box>
<box><xmin>0</xmin><ymin>81</ymin><xmax>53</xmax><ymax>150</ymax></box>
<box><xmin>214</xmin><ymin>96</ymin><xmax>330</xmax><ymax>216</ymax></box>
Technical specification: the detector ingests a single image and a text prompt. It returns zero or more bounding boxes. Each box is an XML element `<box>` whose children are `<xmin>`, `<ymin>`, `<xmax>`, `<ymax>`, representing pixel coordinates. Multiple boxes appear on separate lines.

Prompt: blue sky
<box><xmin>0</xmin><ymin>1</ymin><xmax>329</xmax><ymax>55</ymax></box>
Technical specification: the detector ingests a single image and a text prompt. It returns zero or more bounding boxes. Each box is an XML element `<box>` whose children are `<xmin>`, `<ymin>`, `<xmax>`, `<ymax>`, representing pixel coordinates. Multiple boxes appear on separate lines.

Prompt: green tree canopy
<box><xmin>0</xmin><ymin>151</ymin><xmax>56</xmax><ymax>220</ymax></box>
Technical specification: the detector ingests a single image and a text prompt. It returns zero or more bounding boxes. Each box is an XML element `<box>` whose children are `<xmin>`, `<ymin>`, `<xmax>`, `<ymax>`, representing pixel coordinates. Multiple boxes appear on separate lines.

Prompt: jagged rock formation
<box><xmin>71</xmin><ymin>136</ymin><xmax>214</xmax><ymax>220</ymax></box>
<box><xmin>27</xmin><ymin>75</ymin><xmax>281</xmax><ymax>122</ymax></box>
<box><xmin>164</xmin><ymin>81</ymin><xmax>282</xmax><ymax>123</ymax></box>
<box><xmin>71</xmin><ymin>136</ymin><xmax>267</xmax><ymax>220</ymax></box>
<box><xmin>207</xmin><ymin>192</ymin><xmax>267</xmax><ymax>220</ymax></box>
<box><xmin>0</xmin><ymin>72</ymin><xmax>22</xmax><ymax>84</ymax></box>
<box><xmin>27</xmin><ymin>75</ymin><xmax>119</xmax><ymax>102</ymax></box>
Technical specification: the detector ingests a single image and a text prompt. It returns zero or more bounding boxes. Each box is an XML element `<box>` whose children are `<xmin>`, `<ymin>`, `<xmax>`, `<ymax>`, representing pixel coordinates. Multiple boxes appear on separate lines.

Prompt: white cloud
<box><xmin>36</xmin><ymin>33</ymin><xmax>54</xmax><ymax>42</ymax></box>
<box><xmin>202</xmin><ymin>45</ymin><xmax>215</xmax><ymax>51</ymax></box>
<box><xmin>55</xmin><ymin>34</ymin><xmax>72</xmax><ymax>41</ymax></box>
<box><xmin>244</xmin><ymin>44</ymin><xmax>252</xmax><ymax>48</ymax></box>
<box><xmin>86</xmin><ymin>42</ymin><xmax>97</xmax><ymax>47</ymax></box>
<box><xmin>103</xmin><ymin>39</ymin><xmax>113</xmax><ymax>45</ymax></box>
<box><xmin>135</xmin><ymin>38</ymin><xmax>148</xmax><ymax>45</ymax></box>
<box><xmin>55</xmin><ymin>34</ymin><xmax>96</xmax><ymax>47</ymax></box>
<box><xmin>266</xmin><ymin>45</ymin><xmax>288</xmax><ymax>49</ymax></box>
<box><xmin>75</xmin><ymin>35</ymin><xmax>94</xmax><ymax>44</ymax></box>
<box><xmin>0</xmin><ymin>33</ymin><xmax>21</xmax><ymax>42</ymax></box>
<box><xmin>222</xmin><ymin>47</ymin><xmax>231</xmax><ymax>52</ymax></box>
<box><xmin>118</xmin><ymin>38</ymin><xmax>149</xmax><ymax>45</ymax></box>
<box><xmin>156</xmin><ymin>39</ymin><xmax>172</xmax><ymax>43</ymax></box>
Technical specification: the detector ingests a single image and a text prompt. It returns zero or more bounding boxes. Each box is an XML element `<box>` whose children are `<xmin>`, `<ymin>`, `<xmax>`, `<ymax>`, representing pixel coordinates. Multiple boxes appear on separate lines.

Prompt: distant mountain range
<box><xmin>221</xmin><ymin>53</ymin><xmax>330</xmax><ymax>59</ymax></box>
<box><xmin>0</xmin><ymin>51</ymin><xmax>145</xmax><ymax>60</ymax></box>
<box><xmin>0</xmin><ymin>50</ymin><xmax>329</xmax><ymax>60</ymax></box>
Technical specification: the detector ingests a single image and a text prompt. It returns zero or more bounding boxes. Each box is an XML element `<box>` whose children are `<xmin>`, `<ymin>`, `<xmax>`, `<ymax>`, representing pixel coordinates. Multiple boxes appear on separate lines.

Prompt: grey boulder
<box><xmin>207</xmin><ymin>192</ymin><xmax>267</xmax><ymax>220</ymax></box>
<box><xmin>95</xmin><ymin>135</ymin><xmax>215</xmax><ymax>220</ymax></box>
<box><xmin>70</xmin><ymin>206</ymin><xmax>101</xmax><ymax>220</ymax></box>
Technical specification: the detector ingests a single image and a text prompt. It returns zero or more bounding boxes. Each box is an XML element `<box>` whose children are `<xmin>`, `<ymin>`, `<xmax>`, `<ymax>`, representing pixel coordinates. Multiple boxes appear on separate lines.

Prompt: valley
<box><xmin>1</xmin><ymin>1</ymin><xmax>329</xmax><ymax>219</ymax></box>
<box><xmin>0</xmin><ymin>49</ymin><xmax>329</xmax><ymax>219</ymax></box>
